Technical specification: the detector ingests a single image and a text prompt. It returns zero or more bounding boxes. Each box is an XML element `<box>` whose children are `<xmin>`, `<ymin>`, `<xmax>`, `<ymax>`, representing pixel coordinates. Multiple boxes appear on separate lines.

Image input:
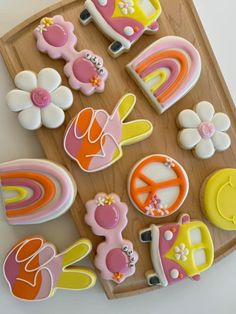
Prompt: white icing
<box><xmin>124</xmin><ymin>26</ymin><xmax>134</xmax><ymax>36</ymax></box>
<box><xmin>6</xmin><ymin>68</ymin><xmax>73</xmax><ymax>130</ymax></box>
<box><xmin>189</xmin><ymin>227</ymin><xmax>202</xmax><ymax>244</ymax></box>
<box><xmin>170</xmin><ymin>268</ymin><xmax>179</xmax><ymax>279</ymax></box>
<box><xmin>118</xmin><ymin>0</ymin><xmax>135</xmax><ymax>15</ymax></box>
<box><xmin>175</xmin><ymin>243</ymin><xmax>189</xmax><ymax>262</ymax></box>
<box><xmin>164</xmin><ymin>230</ymin><xmax>173</xmax><ymax>241</ymax></box>
<box><xmin>98</xmin><ymin>0</ymin><xmax>107</xmax><ymax>6</ymax></box>
<box><xmin>177</xmin><ymin>101</ymin><xmax>231</xmax><ymax>159</ymax></box>
<box><xmin>194</xmin><ymin>249</ymin><xmax>206</xmax><ymax>266</ymax></box>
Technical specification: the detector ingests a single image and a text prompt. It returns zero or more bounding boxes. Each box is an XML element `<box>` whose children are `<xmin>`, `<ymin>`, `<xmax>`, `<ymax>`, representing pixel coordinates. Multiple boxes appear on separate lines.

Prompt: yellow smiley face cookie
<box><xmin>202</xmin><ymin>169</ymin><xmax>236</xmax><ymax>231</ymax></box>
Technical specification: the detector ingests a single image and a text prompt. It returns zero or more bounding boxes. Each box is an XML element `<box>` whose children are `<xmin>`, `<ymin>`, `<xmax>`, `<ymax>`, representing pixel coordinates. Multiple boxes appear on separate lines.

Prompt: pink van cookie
<box><xmin>85</xmin><ymin>193</ymin><xmax>138</xmax><ymax>283</ymax></box>
<box><xmin>34</xmin><ymin>15</ymin><xmax>108</xmax><ymax>96</ymax></box>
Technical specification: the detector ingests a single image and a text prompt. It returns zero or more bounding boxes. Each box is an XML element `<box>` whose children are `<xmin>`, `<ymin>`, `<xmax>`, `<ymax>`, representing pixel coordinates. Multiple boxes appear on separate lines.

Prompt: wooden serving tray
<box><xmin>1</xmin><ymin>0</ymin><xmax>236</xmax><ymax>299</ymax></box>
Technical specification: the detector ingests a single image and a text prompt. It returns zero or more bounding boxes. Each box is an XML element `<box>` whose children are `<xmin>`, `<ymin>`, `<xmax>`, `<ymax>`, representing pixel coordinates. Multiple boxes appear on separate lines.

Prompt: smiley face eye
<box><xmin>98</xmin><ymin>68</ymin><xmax>105</xmax><ymax>76</ymax></box>
<box><xmin>85</xmin><ymin>53</ymin><xmax>92</xmax><ymax>60</ymax></box>
<box><xmin>96</xmin><ymin>61</ymin><xmax>103</xmax><ymax>69</ymax></box>
<box><xmin>91</xmin><ymin>56</ymin><xmax>98</xmax><ymax>64</ymax></box>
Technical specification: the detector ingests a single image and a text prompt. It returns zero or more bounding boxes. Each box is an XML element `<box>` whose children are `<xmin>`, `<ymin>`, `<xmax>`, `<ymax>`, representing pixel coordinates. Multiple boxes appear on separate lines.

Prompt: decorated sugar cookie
<box><xmin>177</xmin><ymin>101</ymin><xmax>231</xmax><ymax>159</ymax></box>
<box><xmin>126</xmin><ymin>36</ymin><xmax>202</xmax><ymax>114</ymax></box>
<box><xmin>64</xmin><ymin>93</ymin><xmax>153</xmax><ymax>172</ymax></box>
<box><xmin>85</xmin><ymin>193</ymin><xmax>138</xmax><ymax>283</ymax></box>
<box><xmin>140</xmin><ymin>214</ymin><xmax>214</xmax><ymax>287</ymax></box>
<box><xmin>3</xmin><ymin>237</ymin><xmax>96</xmax><ymax>301</ymax></box>
<box><xmin>201</xmin><ymin>169</ymin><xmax>236</xmax><ymax>231</ymax></box>
<box><xmin>0</xmin><ymin>159</ymin><xmax>77</xmax><ymax>225</ymax></box>
<box><xmin>80</xmin><ymin>0</ymin><xmax>162</xmax><ymax>58</ymax></box>
<box><xmin>6</xmin><ymin>68</ymin><xmax>73</xmax><ymax>130</ymax></box>
<box><xmin>128</xmin><ymin>155</ymin><xmax>189</xmax><ymax>218</ymax></box>
<box><xmin>34</xmin><ymin>16</ymin><xmax>108</xmax><ymax>96</ymax></box>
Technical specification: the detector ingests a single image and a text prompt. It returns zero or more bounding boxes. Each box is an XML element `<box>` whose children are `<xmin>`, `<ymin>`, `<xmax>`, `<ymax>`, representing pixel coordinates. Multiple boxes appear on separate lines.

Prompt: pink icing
<box><xmin>198</xmin><ymin>122</ymin><xmax>216</xmax><ymax>139</ymax></box>
<box><xmin>31</xmin><ymin>88</ymin><xmax>51</xmax><ymax>108</ymax></box>
<box><xmin>105</xmin><ymin>248</ymin><xmax>129</xmax><ymax>273</ymax></box>
<box><xmin>95</xmin><ymin>204</ymin><xmax>120</xmax><ymax>229</ymax></box>
<box><xmin>43</xmin><ymin>24</ymin><xmax>68</xmax><ymax>47</ymax></box>
<box><xmin>72</xmin><ymin>57</ymin><xmax>98</xmax><ymax>83</ymax></box>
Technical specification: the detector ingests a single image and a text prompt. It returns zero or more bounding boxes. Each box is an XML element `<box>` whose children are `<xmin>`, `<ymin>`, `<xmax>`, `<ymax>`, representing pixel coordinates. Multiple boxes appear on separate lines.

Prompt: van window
<box><xmin>194</xmin><ymin>249</ymin><xmax>206</xmax><ymax>266</ymax></box>
<box><xmin>139</xmin><ymin>0</ymin><xmax>156</xmax><ymax>16</ymax></box>
<box><xmin>189</xmin><ymin>228</ymin><xmax>202</xmax><ymax>244</ymax></box>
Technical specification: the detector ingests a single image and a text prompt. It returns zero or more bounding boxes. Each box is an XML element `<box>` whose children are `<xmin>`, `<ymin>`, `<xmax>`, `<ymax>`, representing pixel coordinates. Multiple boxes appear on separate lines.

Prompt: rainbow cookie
<box><xmin>126</xmin><ymin>36</ymin><xmax>201</xmax><ymax>114</ymax></box>
<box><xmin>0</xmin><ymin>159</ymin><xmax>77</xmax><ymax>225</ymax></box>
<box><xmin>6</xmin><ymin>68</ymin><xmax>73</xmax><ymax>130</ymax></box>
<box><xmin>85</xmin><ymin>193</ymin><xmax>138</xmax><ymax>283</ymax></box>
<box><xmin>34</xmin><ymin>16</ymin><xmax>108</xmax><ymax>96</ymax></box>
<box><xmin>177</xmin><ymin>101</ymin><xmax>231</xmax><ymax>159</ymax></box>
<box><xmin>3</xmin><ymin>236</ymin><xmax>96</xmax><ymax>301</ymax></box>
<box><xmin>64</xmin><ymin>93</ymin><xmax>153</xmax><ymax>172</ymax></box>
<box><xmin>140</xmin><ymin>214</ymin><xmax>214</xmax><ymax>287</ymax></box>
<box><xmin>201</xmin><ymin>169</ymin><xmax>236</xmax><ymax>231</ymax></box>
<box><xmin>80</xmin><ymin>0</ymin><xmax>162</xmax><ymax>58</ymax></box>
<box><xmin>128</xmin><ymin>154</ymin><xmax>189</xmax><ymax>218</ymax></box>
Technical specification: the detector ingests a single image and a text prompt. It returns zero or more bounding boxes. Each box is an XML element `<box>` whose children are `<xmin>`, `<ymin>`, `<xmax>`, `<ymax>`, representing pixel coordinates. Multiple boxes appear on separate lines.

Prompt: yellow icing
<box><xmin>143</xmin><ymin>69</ymin><xmax>168</xmax><ymax>93</ymax></box>
<box><xmin>203</xmin><ymin>169</ymin><xmax>236</xmax><ymax>231</ymax></box>
<box><xmin>113</xmin><ymin>0</ymin><xmax>162</xmax><ymax>27</ymax></box>
<box><xmin>3</xmin><ymin>186</ymin><xmax>28</xmax><ymax>204</ymax></box>
<box><xmin>165</xmin><ymin>221</ymin><xmax>214</xmax><ymax>277</ymax></box>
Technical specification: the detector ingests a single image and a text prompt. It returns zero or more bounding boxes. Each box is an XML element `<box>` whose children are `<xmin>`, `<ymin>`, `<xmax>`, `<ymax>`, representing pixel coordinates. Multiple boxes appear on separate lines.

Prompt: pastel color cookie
<box><xmin>140</xmin><ymin>214</ymin><xmax>214</xmax><ymax>287</ymax></box>
<box><xmin>80</xmin><ymin>0</ymin><xmax>162</xmax><ymax>58</ymax></box>
<box><xmin>34</xmin><ymin>16</ymin><xmax>108</xmax><ymax>96</ymax></box>
<box><xmin>126</xmin><ymin>36</ymin><xmax>201</xmax><ymax>114</ymax></box>
<box><xmin>201</xmin><ymin>169</ymin><xmax>236</xmax><ymax>231</ymax></box>
<box><xmin>6</xmin><ymin>68</ymin><xmax>73</xmax><ymax>130</ymax></box>
<box><xmin>64</xmin><ymin>93</ymin><xmax>153</xmax><ymax>172</ymax></box>
<box><xmin>3</xmin><ymin>236</ymin><xmax>96</xmax><ymax>301</ymax></box>
<box><xmin>128</xmin><ymin>154</ymin><xmax>189</xmax><ymax>218</ymax></box>
<box><xmin>0</xmin><ymin>159</ymin><xmax>77</xmax><ymax>225</ymax></box>
<box><xmin>177</xmin><ymin>101</ymin><xmax>231</xmax><ymax>159</ymax></box>
<box><xmin>85</xmin><ymin>193</ymin><xmax>138</xmax><ymax>283</ymax></box>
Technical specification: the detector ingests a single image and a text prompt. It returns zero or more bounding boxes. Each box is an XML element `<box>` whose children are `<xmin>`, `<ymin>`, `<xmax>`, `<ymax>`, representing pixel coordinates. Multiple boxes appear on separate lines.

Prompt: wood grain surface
<box><xmin>1</xmin><ymin>0</ymin><xmax>236</xmax><ymax>299</ymax></box>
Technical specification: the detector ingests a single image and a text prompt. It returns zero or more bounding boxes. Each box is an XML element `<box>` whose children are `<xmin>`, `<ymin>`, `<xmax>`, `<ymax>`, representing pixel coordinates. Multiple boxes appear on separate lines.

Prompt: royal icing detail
<box><xmin>85</xmin><ymin>193</ymin><xmax>138</xmax><ymax>283</ymax></box>
<box><xmin>126</xmin><ymin>36</ymin><xmax>202</xmax><ymax>114</ymax></box>
<box><xmin>177</xmin><ymin>101</ymin><xmax>231</xmax><ymax>159</ymax></box>
<box><xmin>64</xmin><ymin>93</ymin><xmax>153</xmax><ymax>172</ymax></box>
<box><xmin>202</xmin><ymin>169</ymin><xmax>236</xmax><ymax>231</ymax></box>
<box><xmin>3</xmin><ymin>237</ymin><xmax>96</xmax><ymax>301</ymax></box>
<box><xmin>34</xmin><ymin>15</ymin><xmax>108</xmax><ymax>96</ymax></box>
<box><xmin>80</xmin><ymin>0</ymin><xmax>162</xmax><ymax>57</ymax></box>
<box><xmin>6</xmin><ymin>68</ymin><xmax>73</xmax><ymax>130</ymax></box>
<box><xmin>128</xmin><ymin>154</ymin><xmax>189</xmax><ymax>218</ymax></box>
<box><xmin>140</xmin><ymin>214</ymin><xmax>214</xmax><ymax>287</ymax></box>
<box><xmin>0</xmin><ymin>159</ymin><xmax>77</xmax><ymax>225</ymax></box>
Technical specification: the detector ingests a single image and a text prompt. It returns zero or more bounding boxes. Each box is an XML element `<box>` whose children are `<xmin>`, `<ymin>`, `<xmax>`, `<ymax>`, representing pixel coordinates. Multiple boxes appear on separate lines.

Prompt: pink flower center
<box><xmin>31</xmin><ymin>88</ymin><xmax>51</xmax><ymax>108</ymax></box>
<box><xmin>198</xmin><ymin>122</ymin><xmax>216</xmax><ymax>139</ymax></box>
<box><xmin>124</xmin><ymin>3</ymin><xmax>129</xmax><ymax>8</ymax></box>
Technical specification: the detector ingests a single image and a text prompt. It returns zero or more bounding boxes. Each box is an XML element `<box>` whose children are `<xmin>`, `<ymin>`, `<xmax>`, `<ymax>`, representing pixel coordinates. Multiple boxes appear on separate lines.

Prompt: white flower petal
<box><xmin>175</xmin><ymin>254</ymin><xmax>181</xmax><ymax>260</ymax></box>
<box><xmin>212</xmin><ymin>113</ymin><xmax>231</xmax><ymax>132</ymax></box>
<box><xmin>195</xmin><ymin>101</ymin><xmax>215</xmax><ymax>122</ymax></box>
<box><xmin>175</xmin><ymin>247</ymin><xmax>180</xmax><ymax>253</ymax></box>
<box><xmin>179</xmin><ymin>243</ymin><xmax>185</xmax><ymax>250</ymax></box>
<box><xmin>122</xmin><ymin>8</ymin><xmax>128</xmax><ymax>14</ymax></box>
<box><xmin>195</xmin><ymin>139</ymin><xmax>215</xmax><ymax>159</ymax></box>
<box><xmin>18</xmin><ymin>106</ymin><xmax>41</xmax><ymax>130</ymax></box>
<box><xmin>6</xmin><ymin>90</ymin><xmax>33</xmax><ymax>112</ymax></box>
<box><xmin>51</xmin><ymin>86</ymin><xmax>73</xmax><ymax>110</ymax></box>
<box><xmin>128</xmin><ymin>7</ymin><xmax>135</xmax><ymax>14</ymax></box>
<box><xmin>181</xmin><ymin>255</ymin><xmax>187</xmax><ymax>262</ymax></box>
<box><xmin>41</xmin><ymin>103</ymin><xmax>65</xmax><ymax>128</ymax></box>
<box><xmin>37</xmin><ymin>68</ymin><xmax>61</xmax><ymax>92</ymax></box>
<box><xmin>184</xmin><ymin>249</ymin><xmax>189</xmax><ymax>255</ymax></box>
<box><xmin>178</xmin><ymin>129</ymin><xmax>201</xmax><ymax>150</ymax></box>
<box><xmin>14</xmin><ymin>71</ymin><xmax>37</xmax><ymax>92</ymax></box>
<box><xmin>178</xmin><ymin>109</ymin><xmax>201</xmax><ymax>128</ymax></box>
<box><xmin>118</xmin><ymin>2</ymin><xmax>124</xmax><ymax>8</ymax></box>
<box><xmin>211</xmin><ymin>131</ymin><xmax>231</xmax><ymax>152</ymax></box>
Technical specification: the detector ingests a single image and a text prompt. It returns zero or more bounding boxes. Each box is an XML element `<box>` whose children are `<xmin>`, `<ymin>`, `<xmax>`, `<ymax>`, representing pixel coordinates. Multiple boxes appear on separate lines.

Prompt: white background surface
<box><xmin>0</xmin><ymin>1</ymin><xmax>236</xmax><ymax>313</ymax></box>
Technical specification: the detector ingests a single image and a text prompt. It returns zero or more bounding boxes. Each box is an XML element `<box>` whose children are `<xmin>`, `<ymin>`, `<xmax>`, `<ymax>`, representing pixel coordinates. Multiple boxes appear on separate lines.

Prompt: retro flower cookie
<box><xmin>201</xmin><ymin>169</ymin><xmax>236</xmax><ymax>231</ymax></box>
<box><xmin>3</xmin><ymin>236</ymin><xmax>96</xmax><ymax>301</ymax></box>
<box><xmin>6</xmin><ymin>68</ymin><xmax>73</xmax><ymax>130</ymax></box>
<box><xmin>34</xmin><ymin>15</ymin><xmax>108</xmax><ymax>95</ymax></box>
<box><xmin>80</xmin><ymin>0</ymin><xmax>162</xmax><ymax>57</ymax></box>
<box><xmin>64</xmin><ymin>94</ymin><xmax>153</xmax><ymax>172</ymax></box>
<box><xmin>140</xmin><ymin>214</ymin><xmax>214</xmax><ymax>287</ymax></box>
<box><xmin>128</xmin><ymin>154</ymin><xmax>189</xmax><ymax>218</ymax></box>
<box><xmin>85</xmin><ymin>193</ymin><xmax>138</xmax><ymax>283</ymax></box>
<box><xmin>177</xmin><ymin>101</ymin><xmax>231</xmax><ymax>159</ymax></box>
<box><xmin>0</xmin><ymin>159</ymin><xmax>77</xmax><ymax>225</ymax></box>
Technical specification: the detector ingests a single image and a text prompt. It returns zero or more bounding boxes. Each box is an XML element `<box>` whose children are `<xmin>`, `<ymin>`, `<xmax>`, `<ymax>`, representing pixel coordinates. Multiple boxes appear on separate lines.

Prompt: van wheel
<box><xmin>140</xmin><ymin>229</ymin><xmax>152</xmax><ymax>242</ymax></box>
<box><xmin>79</xmin><ymin>9</ymin><xmax>91</xmax><ymax>24</ymax></box>
<box><xmin>109</xmin><ymin>41</ymin><xmax>123</xmax><ymax>55</ymax></box>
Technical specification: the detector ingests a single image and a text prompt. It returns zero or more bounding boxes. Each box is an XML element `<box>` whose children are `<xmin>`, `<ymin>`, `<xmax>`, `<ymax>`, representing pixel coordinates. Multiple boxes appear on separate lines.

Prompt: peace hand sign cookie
<box><xmin>64</xmin><ymin>94</ymin><xmax>153</xmax><ymax>172</ymax></box>
<box><xmin>128</xmin><ymin>155</ymin><xmax>189</xmax><ymax>218</ymax></box>
<box><xmin>3</xmin><ymin>237</ymin><xmax>96</xmax><ymax>301</ymax></box>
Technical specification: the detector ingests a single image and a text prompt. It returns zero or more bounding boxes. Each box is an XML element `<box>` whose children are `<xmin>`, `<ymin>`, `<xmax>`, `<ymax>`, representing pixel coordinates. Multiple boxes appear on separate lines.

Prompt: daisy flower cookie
<box><xmin>177</xmin><ymin>101</ymin><xmax>231</xmax><ymax>159</ymax></box>
<box><xmin>6</xmin><ymin>68</ymin><xmax>73</xmax><ymax>130</ymax></box>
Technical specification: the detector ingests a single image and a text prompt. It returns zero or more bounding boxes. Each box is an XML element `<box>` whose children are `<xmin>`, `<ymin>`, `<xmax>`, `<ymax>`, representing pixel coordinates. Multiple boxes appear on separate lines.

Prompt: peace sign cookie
<box><xmin>128</xmin><ymin>155</ymin><xmax>189</xmax><ymax>218</ymax></box>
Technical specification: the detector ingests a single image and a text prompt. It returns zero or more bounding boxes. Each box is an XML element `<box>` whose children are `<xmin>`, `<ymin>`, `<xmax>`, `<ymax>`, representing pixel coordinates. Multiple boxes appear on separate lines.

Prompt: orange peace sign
<box><xmin>128</xmin><ymin>155</ymin><xmax>189</xmax><ymax>218</ymax></box>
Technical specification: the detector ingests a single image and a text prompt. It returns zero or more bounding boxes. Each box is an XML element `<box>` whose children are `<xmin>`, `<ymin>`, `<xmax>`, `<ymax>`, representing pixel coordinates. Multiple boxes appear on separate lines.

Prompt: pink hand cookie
<box><xmin>85</xmin><ymin>193</ymin><xmax>138</xmax><ymax>283</ymax></box>
<box><xmin>34</xmin><ymin>16</ymin><xmax>108</xmax><ymax>96</ymax></box>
